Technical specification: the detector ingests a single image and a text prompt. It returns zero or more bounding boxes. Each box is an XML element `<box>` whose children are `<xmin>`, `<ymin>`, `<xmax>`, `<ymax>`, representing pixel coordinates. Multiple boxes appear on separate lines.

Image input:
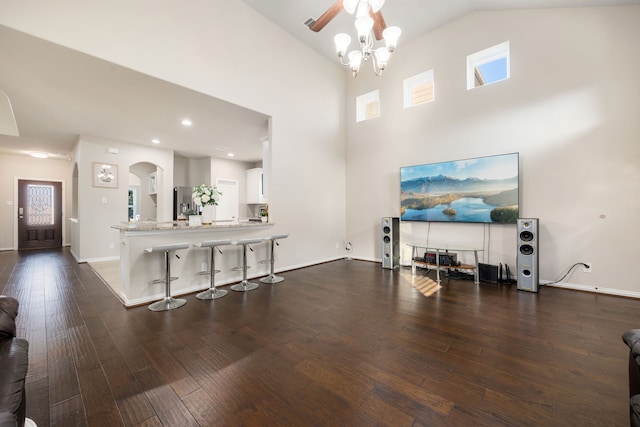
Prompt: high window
<box><xmin>403</xmin><ymin>69</ymin><xmax>434</xmax><ymax>109</ymax></box>
<box><xmin>467</xmin><ymin>41</ymin><xmax>510</xmax><ymax>90</ymax></box>
<box><xmin>356</xmin><ymin>90</ymin><xmax>380</xmax><ymax>122</ymax></box>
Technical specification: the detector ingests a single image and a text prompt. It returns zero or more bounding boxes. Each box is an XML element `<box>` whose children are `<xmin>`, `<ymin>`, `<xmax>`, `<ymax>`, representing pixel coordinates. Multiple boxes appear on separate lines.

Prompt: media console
<box><xmin>407</xmin><ymin>243</ymin><xmax>483</xmax><ymax>285</ymax></box>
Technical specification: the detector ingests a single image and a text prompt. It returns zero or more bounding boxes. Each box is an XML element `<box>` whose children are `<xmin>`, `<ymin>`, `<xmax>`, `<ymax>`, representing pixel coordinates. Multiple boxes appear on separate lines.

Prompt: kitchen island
<box><xmin>111</xmin><ymin>220</ymin><xmax>274</xmax><ymax>307</ymax></box>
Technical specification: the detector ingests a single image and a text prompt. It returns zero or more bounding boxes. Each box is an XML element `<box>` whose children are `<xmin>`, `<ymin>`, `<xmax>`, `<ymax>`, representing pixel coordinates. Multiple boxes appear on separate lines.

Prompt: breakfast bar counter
<box><xmin>111</xmin><ymin>220</ymin><xmax>274</xmax><ymax>307</ymax></box>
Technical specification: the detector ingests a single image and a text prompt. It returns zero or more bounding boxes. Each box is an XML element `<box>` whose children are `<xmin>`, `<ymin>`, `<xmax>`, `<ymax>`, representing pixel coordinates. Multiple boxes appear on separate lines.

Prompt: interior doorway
<box><xmin>129</xmin><ymin>162</ymin><xmax>157</xmax><ymax>221</ymax></box>
<box><xmin>17</xmin><ymin>179</ymin><xmax>63</xmax><ymax>250</ymax></box>
<box><xmin>215</xmin><ymin>179</ymin><xmax>239</xmax><ymax>221</ymax></box>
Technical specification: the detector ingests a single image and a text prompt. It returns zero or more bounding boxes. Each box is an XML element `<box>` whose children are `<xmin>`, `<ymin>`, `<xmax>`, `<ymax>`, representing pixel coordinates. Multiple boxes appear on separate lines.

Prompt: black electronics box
<box><xmin>478</xmin><ymin>263</ymin><xmax>499</xmax><ymax>283</ymax></box>
<box><xmin>424</xmin><ymin>252</ymin><xmax>458</xmax><ymax>266</ymax></box>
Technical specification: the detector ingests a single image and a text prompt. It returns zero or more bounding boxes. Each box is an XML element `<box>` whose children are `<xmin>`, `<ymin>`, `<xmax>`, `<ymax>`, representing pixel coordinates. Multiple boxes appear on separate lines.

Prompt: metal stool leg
<box><xmin>149</xmin><ymin>249</ymin><xmax>187</xmax><ymax>311</ymax></box>
<box><xmin>197</xmin><ymin>246</ymin><xmax>229</xmax><ymax>300</ymax></box>
<box><xmin>230</xmin><ymin>242</ymin><xmax>259</xmax><ymax>292</ymax></box>
<box><xmin>260</xmin><ymin>238</ymin><xmax>285</xmax><ymax>283</ymax></box>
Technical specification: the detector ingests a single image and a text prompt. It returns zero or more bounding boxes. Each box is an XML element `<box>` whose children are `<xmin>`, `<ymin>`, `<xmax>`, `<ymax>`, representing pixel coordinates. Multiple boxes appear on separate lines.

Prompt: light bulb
<box><xmin>334</xmin><ymin>33</ymin><xmax>351</xmax><ymax>58</ymax></box>
<box><xmin>343</xmin><ymin>0</ymin><xmax>358</xmax><ymax>14</ymax></box>
<box><xmin>374</xmin><ymin>47</ymin><xmax>390</xmax><ymax>67</ymax></box>
<box><xmin>348</xmin><ymin>51</ymin><xmax>363</xmax><ymax>73</ymax></box>
<box><xmin>355</xmin><ymin>0</ymin><xmax>370</xmax><ymax>17</ymax></box>
<box><xmin>355</xmin><ymin>15</ymin><xmax>374</xmax><ymax>42</ymax></box>
<box><xmin>382</xmin><ymin>26</ymin><xmax>401</xmax><ymax>52</ymax></box>
<box><xmin>369</xmin><ymin>0</ymin><xmax>385</xmax><ymax>13</ymax></box>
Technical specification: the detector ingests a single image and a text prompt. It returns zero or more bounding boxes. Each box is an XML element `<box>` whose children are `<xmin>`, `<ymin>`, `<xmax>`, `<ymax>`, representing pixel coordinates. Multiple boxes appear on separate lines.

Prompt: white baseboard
<box><xmin>542</xmin><ymin>280</ymin><xmax>640</xmax><ymax>299</ymax></box>
<box><xmin>78</xmin><ymin>255</ymin><xmax>119</xmax><ymax>264</ymax></box>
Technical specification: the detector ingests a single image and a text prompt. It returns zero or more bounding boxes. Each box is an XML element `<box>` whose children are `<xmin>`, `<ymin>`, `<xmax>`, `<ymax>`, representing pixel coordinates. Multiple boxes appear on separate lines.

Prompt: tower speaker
<box><xmin>381</xmin><ymin>217</ymin><xmax>399</xmax><ymax>269</ymax></box>
<box><xmin>517</xmin><ymin>218</ymin><xmax>539</xmax><ymax>292</ymax></box>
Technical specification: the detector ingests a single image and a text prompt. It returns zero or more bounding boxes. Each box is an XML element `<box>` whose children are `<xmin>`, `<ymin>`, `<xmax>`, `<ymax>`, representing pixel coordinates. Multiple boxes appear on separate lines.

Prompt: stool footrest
<box><xmin>149</xmin><ymin>276</ymin><xmax>179</xmax><ymax>285</ymax></box>
<box><xmin>231</xmin><ymin>266</ymin><xmax>250</xmax><ymax>272</ymax></box>
<box><xmin>198</xmin><ymin>269</ymin><xmax>221</xmax><ymax>276</ymax></box>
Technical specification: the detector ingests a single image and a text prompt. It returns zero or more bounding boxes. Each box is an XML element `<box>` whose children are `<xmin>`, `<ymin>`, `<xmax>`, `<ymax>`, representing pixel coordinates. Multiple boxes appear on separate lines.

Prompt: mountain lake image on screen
<box><xmin>400</xmin><ymin>153</ymin><xmax>519</xmax><ymax>224</ymax></box>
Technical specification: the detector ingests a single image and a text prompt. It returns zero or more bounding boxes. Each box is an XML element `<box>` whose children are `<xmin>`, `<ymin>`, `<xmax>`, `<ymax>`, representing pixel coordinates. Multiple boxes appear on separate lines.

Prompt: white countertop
<box><xmin>111</xmin><ymin>219</ymin><xmax>272</xmax><ymax>232</ymax></box>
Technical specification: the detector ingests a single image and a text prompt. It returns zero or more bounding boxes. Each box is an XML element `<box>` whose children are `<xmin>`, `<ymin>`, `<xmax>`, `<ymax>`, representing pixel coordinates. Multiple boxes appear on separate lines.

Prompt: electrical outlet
<box><xmin>583</xmin><ymin>262</ymin><xmax>592</xmax><ymax>273</ymax></box>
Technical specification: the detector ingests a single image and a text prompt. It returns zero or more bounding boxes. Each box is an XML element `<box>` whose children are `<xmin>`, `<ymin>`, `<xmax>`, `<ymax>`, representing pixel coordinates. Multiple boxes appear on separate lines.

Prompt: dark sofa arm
<box><xmin>0</xmin><ymin>296</ymin><xmax>19</xmax><ymax>339</ymax></box>
<box><xmin>623</xmin><ymin>330</ymin><xmax>640</xmax><ymax>427</ymax></box>
<box><xmin>0</xmin><ymin>338</ymin><xmax>29</xmax><ymax>427</ymax></box>
<box><xmin>0</xmin><ymin>412</ymin><xmax>18</xmax><ymax>427</ymax></box>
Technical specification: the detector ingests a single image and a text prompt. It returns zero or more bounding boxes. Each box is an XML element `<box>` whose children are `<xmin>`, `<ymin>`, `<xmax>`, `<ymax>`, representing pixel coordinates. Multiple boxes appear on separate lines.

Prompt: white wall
<box><xmin>345</xmin><ymin>6</ymin><xmax>640</xmax><ymax>295</ymax></box>
<box><xmin>0</xmin><ymin>149</ymin><xmax>73</xmax><ymax>250</ymax></box>
<box><xmin>0</xmin><ymin>0</ymin><xmax>348</xmax><ymax>269</ymax></box>
<box><xmin>72</xmin><ymin>135</ymin><xmax>174</xmax><ymax>262</ymax></box>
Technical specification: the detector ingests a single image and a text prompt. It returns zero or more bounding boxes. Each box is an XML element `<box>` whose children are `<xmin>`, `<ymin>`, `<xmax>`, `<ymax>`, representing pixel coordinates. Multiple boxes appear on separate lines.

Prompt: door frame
<box><xmin>14</xmin><ymin>176</ymin><xmax>66</xmax><ymax>250</ymax></box>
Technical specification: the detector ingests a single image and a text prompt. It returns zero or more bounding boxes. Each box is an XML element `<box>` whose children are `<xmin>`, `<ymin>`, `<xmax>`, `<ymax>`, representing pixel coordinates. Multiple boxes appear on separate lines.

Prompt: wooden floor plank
<box><xmin>2</xmin><ymin>248</ymin><xmax>638</xmax><ymax>426</ymax></box>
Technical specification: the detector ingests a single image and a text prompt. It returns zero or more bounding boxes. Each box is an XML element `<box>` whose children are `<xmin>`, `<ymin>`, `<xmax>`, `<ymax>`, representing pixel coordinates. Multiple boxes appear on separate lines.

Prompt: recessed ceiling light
<box><xmin>227</xmin><ymin>152</ymin><xmax>235</xmax><ymax>157</ymax></box>
<box><xmin>215</xmin><ymin>146</ymin><xmax>228</xmax><ymax>151</ymax></box>
<box><xmin>151</xmin><ymin>138</ymin><xmax>160</xmax><ymax>144</ymax></box>
<box><xmin>181</xmin><ymin>118</ymin><xmax>192</xmax><ymax>126</ymax></box>
<box><xmin>30</xmin><ymin>151</ymin><xmax>49</xmax><ymax>159</ymax></box>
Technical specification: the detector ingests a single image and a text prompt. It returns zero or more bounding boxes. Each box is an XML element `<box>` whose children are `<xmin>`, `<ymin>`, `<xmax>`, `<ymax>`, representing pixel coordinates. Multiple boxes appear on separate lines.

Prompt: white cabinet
<box><xmin>246</xmin><ymin>168</ymin><xmax>265</xmax><ymax>204</ymax></box>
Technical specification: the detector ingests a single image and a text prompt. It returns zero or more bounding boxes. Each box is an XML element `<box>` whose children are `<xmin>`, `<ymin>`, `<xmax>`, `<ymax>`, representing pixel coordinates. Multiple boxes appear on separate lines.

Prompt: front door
<box><xmin>18</xmin><ymin>179</ymin><xmax>63</xmax><ymax>250</ymax></box>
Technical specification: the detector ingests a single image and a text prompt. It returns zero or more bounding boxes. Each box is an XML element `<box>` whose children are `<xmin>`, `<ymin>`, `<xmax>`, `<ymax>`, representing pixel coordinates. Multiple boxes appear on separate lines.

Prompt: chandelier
<box><xmin>333</xmin><ymin>0</ymin><xmax>401</xmax><ymax>77</ymax></box>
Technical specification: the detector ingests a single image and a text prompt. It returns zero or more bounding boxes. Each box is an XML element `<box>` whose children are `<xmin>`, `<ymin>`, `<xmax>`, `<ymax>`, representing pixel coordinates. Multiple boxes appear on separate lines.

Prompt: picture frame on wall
<box><xmin>93</xmin><ymin>162</ymin><xmax>118</xmax><ymax>188</ymax></box>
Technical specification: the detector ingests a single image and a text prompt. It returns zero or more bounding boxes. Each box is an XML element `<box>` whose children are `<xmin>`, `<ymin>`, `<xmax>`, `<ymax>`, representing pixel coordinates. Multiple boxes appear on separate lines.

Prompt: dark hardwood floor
<box><xmin>0</xmin><ymin>248</ymin><xmax>638</xmax><ymax>426</ymax></box>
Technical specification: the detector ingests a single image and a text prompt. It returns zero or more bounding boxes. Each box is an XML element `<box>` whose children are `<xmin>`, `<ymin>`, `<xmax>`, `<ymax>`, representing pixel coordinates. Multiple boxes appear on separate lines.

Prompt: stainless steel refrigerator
<box><xmin>173</xmin><ymin>186</ymin><xmax>194</xmax><ymax>220</ymax></box>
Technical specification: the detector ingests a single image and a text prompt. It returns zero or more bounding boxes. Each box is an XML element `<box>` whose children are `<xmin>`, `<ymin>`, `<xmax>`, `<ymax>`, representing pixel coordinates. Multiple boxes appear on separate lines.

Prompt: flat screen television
<box><xmin>400</xmin><ymin>152</ymin><xmax>519</xmax><ymax>224</ymax></box>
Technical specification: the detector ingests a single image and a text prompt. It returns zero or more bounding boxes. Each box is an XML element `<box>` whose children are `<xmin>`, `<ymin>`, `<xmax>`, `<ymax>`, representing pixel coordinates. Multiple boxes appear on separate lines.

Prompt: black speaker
<box><xmin>517</xmin><ymin>218</ymin><xmax>539</xmax><ymax>292</ymax></box>
<box><xmin>381</xmin><ymin>217</ymin><xmax>399</xmax><ymax>269</ymax></box>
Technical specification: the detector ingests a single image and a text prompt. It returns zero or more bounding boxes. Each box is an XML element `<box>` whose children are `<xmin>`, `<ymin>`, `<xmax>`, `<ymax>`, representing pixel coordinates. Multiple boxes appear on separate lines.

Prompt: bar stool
<box><xmin>259</xmin><ymin>233</ymin><xmax>289</xmax><ymax>284</ymax></box>
<box><xmin>146</xmin><ymin>242</ymin><xmax>190</xmax><ymax>312</ymax></box>
<box><xmin>230</xmin><ymin>238</ymin><xmax>263</xmax><ymax>292</ymax></box>
<box><xmin>194</xmin><ymin>239</ymin><xmax>233</xmax><ymax>300</ymax></box>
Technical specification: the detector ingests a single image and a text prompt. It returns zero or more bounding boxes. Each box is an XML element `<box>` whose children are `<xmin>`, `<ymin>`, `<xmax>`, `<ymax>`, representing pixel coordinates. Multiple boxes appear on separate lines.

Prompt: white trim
<box><xmin>542</xmin><ymin>280</ymin><xmax>640</xmax><ymax>299</ymax></box>
<box><xmin>77</xmin><ymin>255</ymin><xmax>119</xmax><ymax>264</ymax></box>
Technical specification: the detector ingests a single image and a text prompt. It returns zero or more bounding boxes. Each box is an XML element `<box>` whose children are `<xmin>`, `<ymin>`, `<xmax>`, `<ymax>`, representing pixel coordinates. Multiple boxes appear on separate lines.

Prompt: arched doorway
<box><xmin>129</xmin><ymin>162</ymin><xmax>158</xmax><ymax>221</ymax></box>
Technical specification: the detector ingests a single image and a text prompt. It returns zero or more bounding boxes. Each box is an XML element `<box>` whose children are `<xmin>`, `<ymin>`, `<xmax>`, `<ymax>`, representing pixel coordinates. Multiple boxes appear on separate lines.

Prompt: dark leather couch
<box><xmin>623</xmin><ymin>329</ymin><xmax>640</xmax><ymax>427</ymax></box>
<box><xmin>0</xmin><ymin>296</ymin><xmax>29</xmax><ymax>427</ymax></box>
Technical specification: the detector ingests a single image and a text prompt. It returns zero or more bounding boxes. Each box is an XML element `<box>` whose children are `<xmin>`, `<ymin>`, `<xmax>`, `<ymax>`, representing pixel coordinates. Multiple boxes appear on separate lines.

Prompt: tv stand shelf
<box><xmin>407</xmin><ymin>243</ymin><xmax>483</xmax><ymax>285</ymax></box>
<box><xmin>412</xmin><ymin>259</ymin><xmax>476</xmax><ymax>271</ymax></box>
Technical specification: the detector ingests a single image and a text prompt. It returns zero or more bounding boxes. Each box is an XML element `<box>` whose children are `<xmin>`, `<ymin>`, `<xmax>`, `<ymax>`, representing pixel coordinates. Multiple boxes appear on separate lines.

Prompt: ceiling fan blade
<box><xmin>309</xmin><ymin>0</ymin><xmax>344</xmax><ymax>32</ymax></box>
<box><xmin>371</xmin><ymin>10</ymin><xmax>387</xmax><ymax>41</ymax></box>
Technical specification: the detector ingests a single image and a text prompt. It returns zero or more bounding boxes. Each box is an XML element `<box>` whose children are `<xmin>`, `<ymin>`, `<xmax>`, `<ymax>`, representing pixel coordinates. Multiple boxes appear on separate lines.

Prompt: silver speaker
<box><xmin>517</xmin><ymin>218</ymin><xmax>539</xmax><ymax>292</ymax></box>
<box><xmin>381</xmin><ymin>217</ymin><xmax>399</xmax><ymax>269</ymax></box>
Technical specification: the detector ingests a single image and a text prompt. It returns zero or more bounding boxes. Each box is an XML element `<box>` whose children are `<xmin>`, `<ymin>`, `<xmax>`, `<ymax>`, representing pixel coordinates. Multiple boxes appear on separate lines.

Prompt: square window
<box><xmin>356</xmin><ymin>90</ymin><xmax>380</xmax><ymax>123</ymax></box>
<box><xmin>467</xmin><ymin>41</ymin><xmax>510</xmax><ymax>90</ymax></box>
<box><xmin>403</xmin><ymin>70</ymin><xmax>434</xmax><ymax>108</ymax></box>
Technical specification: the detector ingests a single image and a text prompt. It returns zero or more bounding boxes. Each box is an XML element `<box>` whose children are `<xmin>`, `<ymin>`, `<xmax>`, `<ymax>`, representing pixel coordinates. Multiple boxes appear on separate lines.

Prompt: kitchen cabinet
<box><xmin>246</xmin><ymin>168</ymin><xmax>265</xmax><ymax>204</ymax></box>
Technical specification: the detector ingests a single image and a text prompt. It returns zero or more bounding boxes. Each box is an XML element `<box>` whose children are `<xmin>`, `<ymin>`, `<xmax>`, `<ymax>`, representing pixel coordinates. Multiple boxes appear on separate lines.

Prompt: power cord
<box><xmin>543</xmin><ymin>262</ymin><xmax>589</xmax><ymax>285</ymax></box>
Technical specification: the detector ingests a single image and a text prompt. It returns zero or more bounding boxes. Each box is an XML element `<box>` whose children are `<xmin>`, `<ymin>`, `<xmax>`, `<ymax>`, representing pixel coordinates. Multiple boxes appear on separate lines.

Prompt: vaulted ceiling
<box><xmin>1</xmin><ymin>0</ymin><xmax>638</xmax><ymax>162</ymax></box>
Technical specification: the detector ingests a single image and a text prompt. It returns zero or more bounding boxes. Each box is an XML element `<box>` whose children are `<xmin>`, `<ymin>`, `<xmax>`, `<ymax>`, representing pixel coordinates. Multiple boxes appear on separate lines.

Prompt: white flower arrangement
<box><xmin>192</xmin><ymin>184</ymin><xmax>222</xmax><ymax>207</ymax></box>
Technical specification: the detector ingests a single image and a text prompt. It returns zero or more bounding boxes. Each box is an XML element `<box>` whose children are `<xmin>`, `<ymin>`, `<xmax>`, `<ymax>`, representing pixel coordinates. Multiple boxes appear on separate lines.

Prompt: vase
<box><xmin>189</xmin><ymin>215</ymin><xmax>202</xmax><ymax>227</ymax></box>
<box><xmin>201</xmin><ymin>205</ymin><xmax>215</xmax><ymax>224</ymax></box>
